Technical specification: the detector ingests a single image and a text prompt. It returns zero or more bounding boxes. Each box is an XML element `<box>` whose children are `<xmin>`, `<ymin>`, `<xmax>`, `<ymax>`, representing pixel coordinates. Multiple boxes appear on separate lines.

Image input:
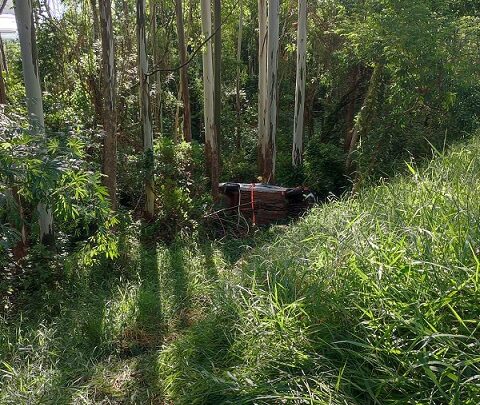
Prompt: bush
<box><xmin>148</xmin><ymin>138</ymin><xmax>209</xmax><ymax>241</ymax></box>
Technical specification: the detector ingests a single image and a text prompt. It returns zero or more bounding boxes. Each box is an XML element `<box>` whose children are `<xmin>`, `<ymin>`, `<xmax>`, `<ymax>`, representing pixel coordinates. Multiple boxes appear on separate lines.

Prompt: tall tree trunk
<box><xmin>292</xmin><ymin>0</ymin><xmax>307</xmax><ymax>167</ymax></box>
<box><xmin>174</xmin><ymin>83</ymin><xmax>182</xmax><ymax>142</ymax></box>
<box><xmin>90</xmin><ymin>0</ymin><xmax>100</xmax><ymax>41</ymax></box>
<box><xmin>150</xmin><ymin>0</ymin><xmax>163</xmax><ymax>133</ymax></box>
<box><xmin>88</xmin><ymin>0</ymin><xmax>103</xmax><ymax>126</ymax></box>
<box><xmin>175</xmin><ymin>0</ymin><xmax>192</xmax><ymax>142</ymax></box>
<box><xmin>10</xmin><ymin>187</ymin><xmax>28</xmax><ymax>260</ymax></box>
<box><xmin>0</xmin><ymin>34</ymin><xmax>7</xmax><ymax>73</ymax></box>
<box><xmin>0</xmin><ymin>35</ymin><xmax>6</xmax><ymax>105</ymax></box>
<box><xmin>99</xmin><ymin>0</ymin><xmax>117</xmax><ymax>209</ymax></box>
<box><xmin>214</xmin><ymin>0</ymin><xmax>221</xmax><ymax>156</ymax></box>
<box><xmin>200</xmin><ymin>0</ymin><xmax>219</xmax><ymax>200</ymax></box>
<box><xmin>257</xmin><ymin>0</ymin><xmax>268</xmax><ymax>176</ymax></box>
<box><xmin>344</xmin><ymin>67</ymin><xmax>359</xmax><ymax>152</ymax></box>
<box><xmin>137</xmin><ymin>0</ymin><xmax>154</xmax><ymax>217</ymax></box>
<box><xmin>15</xmin><ymin>0</ymin><xmax>54</xmax><ymax>247</ymax></box>
<box><xmin>263</xmin><ymin>0</ymin><xmax>280</xmax><ymax>183</ymax></box>
<box><xmin>235</xmin><ymin>0</ymin><xmax>243</xmax><ymax>149</ymax></box>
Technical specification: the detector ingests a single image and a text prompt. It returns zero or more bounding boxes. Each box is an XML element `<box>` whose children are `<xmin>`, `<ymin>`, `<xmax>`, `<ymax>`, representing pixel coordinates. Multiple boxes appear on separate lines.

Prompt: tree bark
<box><xmin>88</xmin><ymin>0</ymin><xmax>103</xmax><ymax>126</ymax></box>
<box><xmin>344</xmin><ymin>67</ymin><xmax>359</xmax><ymax>152</ymax></box>
<box><xmin>10</xmin><ymin>187</ymin><xmax>28</xmax><ymax>260</ymax></box>
<box><xmin>137</xmin><ymin>0</ymin><xmax>154</xmax><ymax>217</ymax></box>
<box><xmin>263</xmin><ymin>0</ymin><xmax>280</xmax><ymax>183</ymax></box>
<box><xmin>0</xmin><ymin>34</ymin><xmax>7</xmax><ymax>73</ymax></box>
<box><xmin>175</xmin><ymin>0</ymin><xmax>192</xmax><ymax>142</ymax></box>
<box><xmin>99</xmin><ymin>0</ymin><xmax>117</xmax><ymax>209</ymax></box>
<box><xmin>214</xmin><ymin>0</ymin><xmax>221</xmax><ymax>155</ymax></box>
<box><xmin>257</xmin><ymin>0</ymin><xmax>268</xmax><ymax>176</ymax></box>
<box><xmin>90</xmin><ymin>0</ymin><xmax>100</xmax><ymax>41</ymax></box>
<box><xmin>15</xmin><ymin>0</ymin><xmax>54</xmax><ymax>247</ymax></box>
<box><xmin>235</xmin><ymin>0</ymin><xmax>243</xmax><ymax>149</ymax></box>
<box><xmin>201</xmin><ymin>0</ymin><xmax>219</xmax><ymax>200</ymax></box>
<box><xmin>292</xmin><ymin>0</ymin><xmax>307</xmax><ymax>167</ymax></box>
<box><xmin>150</xmin><ymin>0</ymin><xmax>162</xmax><ymax>133</ymax></box>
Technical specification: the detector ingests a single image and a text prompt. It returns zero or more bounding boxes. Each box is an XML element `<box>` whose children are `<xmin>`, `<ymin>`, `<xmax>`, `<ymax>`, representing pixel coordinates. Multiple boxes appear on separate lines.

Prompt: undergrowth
<box><xmin>2</xmin><ymin>137</ymin><xmax>480</xmax><ymax>404</ymax></box>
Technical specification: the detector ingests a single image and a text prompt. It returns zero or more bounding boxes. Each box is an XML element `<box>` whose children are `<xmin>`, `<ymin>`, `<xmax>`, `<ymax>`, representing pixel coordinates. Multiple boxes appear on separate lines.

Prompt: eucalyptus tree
<box><xmin>214</xmin><ymin>0</ymin><xmax>221</xmax><ymax>152</ymax></box>
<box><xmin>136</xmin><ymin>0</ymin><xmax>154</xmax><ymax>217</ymax></box>
<box><xmin>14</xmin><ymin>0</ymin><xmax>54</xmax><ymax>246</ymax></box>
<box><xmin>257</xmin><ymin>0</ymin><xmax>268</xmax><ymax>175</ymax></box>
<box><xmin>200</xmin><ymin>0</ymin><xmax>219</xmax><ymax>199</ymax></box>
<box><xmin>175</xmin><ymin>0</ymin><xmax>192</xmax><ymax>142</ymax></box>
<box><xmin>235</xmin><ymin>0</ymin><xmax>244</xmax><ymax>145</ymax></box>
<box><xmin>292</xmin><ymin>0</ymin><xmax>307</xmax><ymax>167</ymax></box>
<box><xmin>150</xmin><ymin>0</ymin><xmax>163</xmax><ymax>134</ymax></box>
<box><xmin>263</xmin><ymin>0</ymin><xmax>280</xmax><ymax>182</ymax></box>
<box><xmin>98</xmin><ymin>0</ymin><xmax>117</xmax><ymax>208</ymax></box>
<box><xmin>88</xmin><ymin>0</ymin><xmax>103</xmax><ymax>126</ymax></box>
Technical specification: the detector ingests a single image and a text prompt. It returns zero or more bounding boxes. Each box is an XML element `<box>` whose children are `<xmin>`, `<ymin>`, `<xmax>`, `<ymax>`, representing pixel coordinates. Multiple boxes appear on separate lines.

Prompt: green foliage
<box><xmin>0</xmin><ymin>117</ymin><xmax>118</xmax><ymax>265</ymax></box>
<box><xmin>148</xmin><ymin>138</ymin><xmax>209</xmax><ymax>241</ymax></box>
<box><xmin>304</xmin><ymin>141</ymin><xmax>347</xmax><ymax>197</ymax></box>
<box><xmin>3</xmin><ymin>133</ymin><xmax>480</xmax><ymax>403</ymax></box>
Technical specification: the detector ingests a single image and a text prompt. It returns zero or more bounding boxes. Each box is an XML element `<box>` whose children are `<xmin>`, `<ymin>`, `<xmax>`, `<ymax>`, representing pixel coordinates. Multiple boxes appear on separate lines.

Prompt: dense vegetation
<box><xmin>1</xmin><ymin>132</ymin><xmax>480</xmax><ymax>404</ymax></box>
<box><xmin>1</xmin><ymin>0</ymin><xmax>480</xmax><ymax>403</ymax></box>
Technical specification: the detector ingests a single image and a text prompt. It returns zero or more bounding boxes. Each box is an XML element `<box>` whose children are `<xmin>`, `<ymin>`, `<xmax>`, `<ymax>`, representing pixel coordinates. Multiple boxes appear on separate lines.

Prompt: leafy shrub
<box><xmin>146</xmin><ymin>138</ymin><xmax>209</xmax><ymax>241</ymax></box>
<box><xmin>0</xmin><ymin>116</ymin><xmax>118</xmax><ymax>265</ymax></box>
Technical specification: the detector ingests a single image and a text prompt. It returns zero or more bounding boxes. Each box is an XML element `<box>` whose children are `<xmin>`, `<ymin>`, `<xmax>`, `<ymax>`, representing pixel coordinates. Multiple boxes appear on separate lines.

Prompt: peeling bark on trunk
<box><xmin>99</xmin><ymin>0</ymin><xmax>117</xmax><ymax>209</ymax></box>
<box><xmin>263</xmin><ymin>0</ymin><xmax>280</xmax><ymax>183</ymax></box>
<box><xmin>235</xmin><ymin>0</ymin><xmax>243</xmax><ymax>149</ymax></box>
<box><xmin>137</xmin><ymin>0</ymin><xmax>154</xmax><ymax>217</ymax></box>
<box><xmin>292</xmin><ymin>0</ymin><xmax>307</xmax><ymax>167</ymax></box>
<box><xmin>257</xmin><ymin>0</ymin><xmax>268</xmax><ymax>176</ymax></box>
<box><xmin>175</xmin><ymin>0</ymin><xmax>192</xmax><ymax>142</ymax></box>
<box><xmin>201</xmin><ymin>0</ymin><xmax>219</xmax><ymax>200</ymax></box>
<box><xmin>15</xmin><ymin>0</ymin><xmax>54</xmax><ymax>247</ymax></box>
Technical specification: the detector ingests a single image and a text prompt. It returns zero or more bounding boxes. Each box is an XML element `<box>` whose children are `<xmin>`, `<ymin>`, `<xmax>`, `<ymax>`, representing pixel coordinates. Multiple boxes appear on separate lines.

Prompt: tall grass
<box><xmin>160</xmin><ymin>139</ymin><xmax>480</xmax><ymax>403</ymax></box>
<box><xmin>1</xmin><ymin>138</ymin><xmax>480</xmax><ymax>403</ymax></box>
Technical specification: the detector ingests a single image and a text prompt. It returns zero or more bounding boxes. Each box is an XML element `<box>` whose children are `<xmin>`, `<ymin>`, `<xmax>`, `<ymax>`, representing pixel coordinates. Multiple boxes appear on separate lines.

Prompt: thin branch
<box><xmin>128</xmin><ymin>1</ymin><xmax>237</xmax><ymax>91</ymax></box>
<box><xmin>0</xmin><ymin>0</ymin><xmax>8</xmax><ymax>14</ymax></box>
<box><xmin>147</xmin><ymin>3</ymin><xmax>236</xmax><ymax>76</ymax></box>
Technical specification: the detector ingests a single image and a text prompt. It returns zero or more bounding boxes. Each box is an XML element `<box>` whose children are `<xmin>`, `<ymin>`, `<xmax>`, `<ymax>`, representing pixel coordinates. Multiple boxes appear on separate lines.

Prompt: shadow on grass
<box><xmin>0</xmin><ymin>225</ymin><xmax>284</xmax><ymax>403</ymax></box>
<box><xmin>0</xmin><ymin>257</ymin><xmax>139</xmax><ymax>402</ymax></box>
<box><xmin>125</xmin><ymin>236</ymin><xmax>164</xmax><ymax>402</ymax></box>
<box><xmin>166</xmin><ymin>244</ymin><xmax>190</xmax><ymax>328</ymax></box>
